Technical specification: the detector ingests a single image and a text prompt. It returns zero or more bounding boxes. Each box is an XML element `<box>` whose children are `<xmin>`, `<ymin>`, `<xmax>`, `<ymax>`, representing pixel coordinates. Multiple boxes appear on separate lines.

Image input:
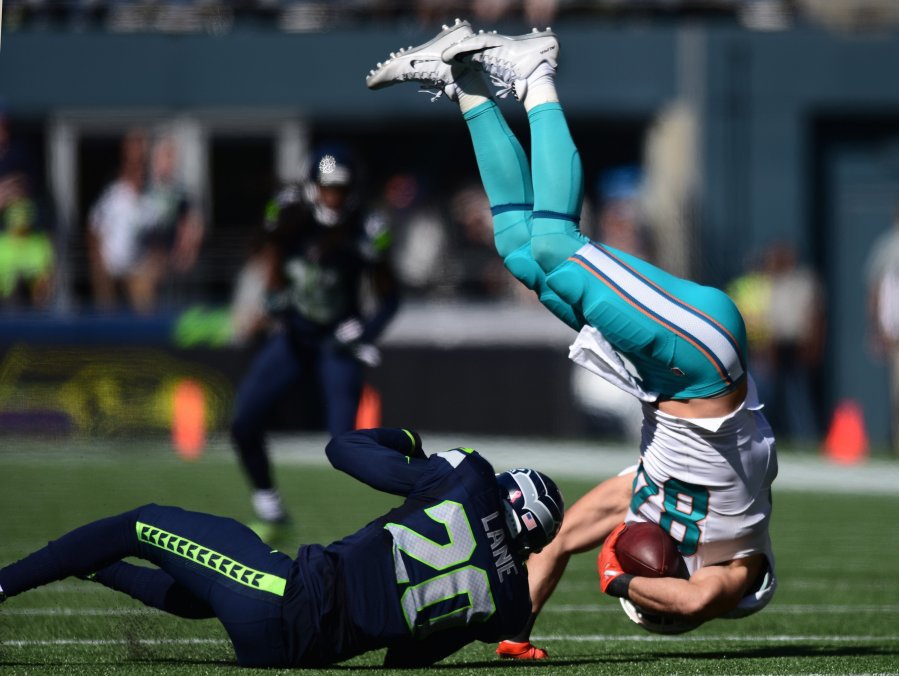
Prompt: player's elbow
<box><xmin>325</xmin><ymin>435</ymin><xmax>352</xmax><ymax>471</ymax></box>
<box><xmin>672</xmin><ymin>584</ymin><xmax>725</xmax><ymax>621</ymax></box>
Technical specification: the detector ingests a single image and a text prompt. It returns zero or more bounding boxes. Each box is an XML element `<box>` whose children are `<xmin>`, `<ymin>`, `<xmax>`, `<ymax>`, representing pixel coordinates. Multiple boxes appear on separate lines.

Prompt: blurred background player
<box><xmin>367</xmin><ymin>20</ymin><xmax>777</xmax><ymax>657</ymax></box>
<box><xmin>230</xmin><ymin>144</ymin><xmax>401</xmax><ymax>540</ymax></box>
<box><xmin>0</xmin><ymin>428</ymin><xmax>564</xmax><ymax>668</ymax></box>
<box><xmin>138</xmin><ymin>134</ymin><xmax>205</xmax><ymax>307</ymax></box>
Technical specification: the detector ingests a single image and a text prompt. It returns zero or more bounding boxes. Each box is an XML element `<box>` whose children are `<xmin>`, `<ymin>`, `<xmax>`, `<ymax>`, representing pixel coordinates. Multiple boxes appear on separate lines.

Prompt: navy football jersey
<box><xmin>282</xmin><ymin>434</ymin><xmax>531</xmax><ymax>667</ymax></box>
<box><xmin>265</xmin><ymin>184</ymin><xmax>391</xmax><ymax>328</ymax></box>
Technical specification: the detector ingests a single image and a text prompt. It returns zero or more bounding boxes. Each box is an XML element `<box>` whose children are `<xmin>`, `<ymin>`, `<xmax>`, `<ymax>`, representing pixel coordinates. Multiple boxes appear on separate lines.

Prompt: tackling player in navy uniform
<box><xmin>231</xmin><ymin>144</ymin><xmax>401</xmax><ymax>538</ymax></box>
<box><xmin>0</xmin><ymin>429</ymin><xmax>563</xmax><ymax>668</ymax></box>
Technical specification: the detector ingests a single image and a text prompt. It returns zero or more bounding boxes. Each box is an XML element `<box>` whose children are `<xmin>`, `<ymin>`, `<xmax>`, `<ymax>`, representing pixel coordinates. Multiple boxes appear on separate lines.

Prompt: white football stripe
<box><xmin>3</xmin><ymin>635</ymin><xmax>897</xmax><ymax>648</ymax></box>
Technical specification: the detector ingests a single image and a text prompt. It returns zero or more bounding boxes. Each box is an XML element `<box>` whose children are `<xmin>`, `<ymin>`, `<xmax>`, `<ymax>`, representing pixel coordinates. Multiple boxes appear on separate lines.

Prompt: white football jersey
<box><xmin>626</xmin><ymin>382</ymin><xmax>777</xmax><ymax>576</ymax></box>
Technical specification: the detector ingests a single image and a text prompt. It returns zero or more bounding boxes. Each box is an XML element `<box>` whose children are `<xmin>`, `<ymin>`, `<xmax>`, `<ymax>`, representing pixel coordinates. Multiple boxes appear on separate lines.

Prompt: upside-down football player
<box><xmin>0</xmin><ymin>428</ymin><xmax>563</xmax><ymax>668</ymax></box>
<box><xmin>367</xmin><ymin>20</ymin><xmax>778</xmax><ymax>658</ymax></box>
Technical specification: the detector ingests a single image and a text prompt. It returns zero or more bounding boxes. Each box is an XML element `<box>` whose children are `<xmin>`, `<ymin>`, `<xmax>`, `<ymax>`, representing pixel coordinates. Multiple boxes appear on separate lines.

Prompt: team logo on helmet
<box><xmin>496</xmin><ymin>468</ymin><xmax>564</xmax><ymax>555</ymax></box>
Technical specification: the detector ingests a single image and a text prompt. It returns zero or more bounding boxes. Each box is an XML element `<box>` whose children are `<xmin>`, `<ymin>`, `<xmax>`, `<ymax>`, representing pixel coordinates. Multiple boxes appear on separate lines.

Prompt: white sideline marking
<box><xmin>542</xmin><ymin>604</ymin><xmax>899</xmax><ymax>614</ymax></box>
<box><xmin>6</xmin><ymin>604</ymin><xmax>899</xmax><ymax>617</ymax></box>
<box><xmin>2</xmin><ymin>638</ymin><xmax>226</xmax><ymax>647</ymax></box>
<box><xmin>3</xmin><ymin>635</ymin><xmax>898</xmax><ymax>648</ymax></box>
<box><xmin>531</xmin><ymin>634</ymin><xmax>899</xmax><ymax>643</ymax></box>
<box><xmin>5</xmin><ymin>608</ymin><xmax>161</xmax><ymax>616</ymax></box>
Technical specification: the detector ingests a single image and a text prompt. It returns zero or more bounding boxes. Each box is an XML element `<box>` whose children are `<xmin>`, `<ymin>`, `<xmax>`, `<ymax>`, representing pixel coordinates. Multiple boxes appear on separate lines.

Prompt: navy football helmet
<box><xmin>497</xmin><ymin>468</ymin><xmax>564</xmax><ymax>555</ymax></box>
<box><xmin>304</xmin><ymin>143</ymin><xmax>363</xmax><ymax>226</ymax></box>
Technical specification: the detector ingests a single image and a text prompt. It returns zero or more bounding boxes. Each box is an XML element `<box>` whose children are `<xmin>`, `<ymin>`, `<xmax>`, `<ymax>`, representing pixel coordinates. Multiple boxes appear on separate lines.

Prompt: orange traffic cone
<box><xmin>355</xmin><ymin>384</ymin><xmax>382</xmax><ymax>429</ymax></box>
<box><xmin>822</xmin><ymin>399</ymin><xmax>868</xmax><ymax>465</ymax></box>
<box><xmin>172</xmin><ymin>379</ymin><xmax>206</xmax><ymax>460</ymax></box>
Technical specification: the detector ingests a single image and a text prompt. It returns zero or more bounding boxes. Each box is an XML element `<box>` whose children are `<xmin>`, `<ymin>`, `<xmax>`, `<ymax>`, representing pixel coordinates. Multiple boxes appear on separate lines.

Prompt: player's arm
<box><xmin>360</xmin><ymin>257</ymin><xmax>401</xmax><ymax>344</ymax></box>
<box><xmin>628</xmin><ymin>556</ymin><xmax>765</xmax><ymax>620</ymax></box>
<box><xmin>599</xmin><ymin>526</ymin><xmax>767</xmax><ymax>621</ymax></box>
<box><xmin>383</xmin><ymin>628</ymin><xmax>473</xmax><ymax>668</ymax></box>
<box><xmin>325</xmin><ymin>428</ymin><xmax>427</xmax><ymax>496</ymax></box>
<box><xmin>358</xmin><ymin>213</ymin><xmax>402</xmax><ymax>344</ymax></box>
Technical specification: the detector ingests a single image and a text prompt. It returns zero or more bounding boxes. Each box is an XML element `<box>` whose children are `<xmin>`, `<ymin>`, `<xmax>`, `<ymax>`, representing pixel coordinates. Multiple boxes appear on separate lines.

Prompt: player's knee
<box><xmin>503</xmin><ymin>251</ymin><xmax>541</xmax><ymax>290</ymax></box>
<box><xmin>531</xmin><ymin>234</ymin><xmax>572</xmax><ymax>274</ymax></box>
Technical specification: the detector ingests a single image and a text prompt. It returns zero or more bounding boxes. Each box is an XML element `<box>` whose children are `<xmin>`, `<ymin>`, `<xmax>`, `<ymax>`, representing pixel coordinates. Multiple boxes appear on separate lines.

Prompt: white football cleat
<box><xmin>366</xmin><ymin>18</ymin><xmax>474</xmax><ymax>102</ymax></box>
<box><xmin>442</xmin><ymin>28</ymin><xmax>559</xmax><ymax>101</ymax></box>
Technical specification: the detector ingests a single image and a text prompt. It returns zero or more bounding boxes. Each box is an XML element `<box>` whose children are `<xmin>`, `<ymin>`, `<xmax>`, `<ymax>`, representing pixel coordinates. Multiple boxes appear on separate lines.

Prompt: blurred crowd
<box><xmin>0</xmin><ymin>109</ymin><xmax>53</xmax><ymax>310</ymax></box>
<box><xmin>4</xmin><ymin>0</ymin><xmax>899</xmax><ymax>35</ymax></box>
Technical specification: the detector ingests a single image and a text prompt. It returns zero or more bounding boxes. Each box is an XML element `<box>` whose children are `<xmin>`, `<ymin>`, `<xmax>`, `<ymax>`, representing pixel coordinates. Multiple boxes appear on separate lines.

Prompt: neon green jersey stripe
<box><xmin>135</xmin><ymin>521</ymin><xmax>286</xmax><ymax>596</ymax></box>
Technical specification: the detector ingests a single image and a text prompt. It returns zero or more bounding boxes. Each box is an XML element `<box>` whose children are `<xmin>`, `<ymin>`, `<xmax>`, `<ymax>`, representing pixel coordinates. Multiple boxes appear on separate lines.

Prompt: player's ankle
<box><xmin>523</xmin><ymin>62</ymin><xmax>559</xmax><ymax>111</ymax></box>
<box><xmin>455</xmin><ymin>69</ymin><xmax>492</xmax><ymax>113</ymax></box>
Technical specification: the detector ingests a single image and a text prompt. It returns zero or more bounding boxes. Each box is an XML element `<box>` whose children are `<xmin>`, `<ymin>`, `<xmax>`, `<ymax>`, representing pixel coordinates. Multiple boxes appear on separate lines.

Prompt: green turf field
<box><xmin>1</xmin><ymin>437</ymin><xmax>898</xmax><ymax>674</ymax></box>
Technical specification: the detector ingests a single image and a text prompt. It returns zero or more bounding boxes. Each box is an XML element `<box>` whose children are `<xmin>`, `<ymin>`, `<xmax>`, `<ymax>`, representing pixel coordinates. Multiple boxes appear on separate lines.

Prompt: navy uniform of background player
<box><xmin>231</xmin><ymin>144</ymin><xmax>401</xmax><ymax>537</ymax></box>
<box><xmin>0</xmin><ymin>428</ymin><xmax>564</xmax><ymax>668</ymax></box>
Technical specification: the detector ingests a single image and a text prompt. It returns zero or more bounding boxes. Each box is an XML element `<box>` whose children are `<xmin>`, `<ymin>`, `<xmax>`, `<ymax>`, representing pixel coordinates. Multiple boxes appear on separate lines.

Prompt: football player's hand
<box><xmin>333</xmin><ymin>317</ymin><xmax>364</xmax><ymax>345</ymax></box>
<box><xmin>333</xmin><ymin>318</ymin><xmax>382</xmax><ymax>366</ymax></box>
<box><xmin>598</xmin><ymin>522</ymin><xmax>632</xmax><ymax>596</ymax></box>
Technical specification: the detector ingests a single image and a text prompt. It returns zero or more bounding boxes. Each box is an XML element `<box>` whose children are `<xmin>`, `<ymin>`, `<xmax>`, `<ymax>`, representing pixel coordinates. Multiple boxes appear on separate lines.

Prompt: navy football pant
<box><xmin>231</xmin><ymin>332</ymin><xmax>363</xmax><ymax>490</ymax></box>
<box><xmin>0</xmin><ymin>504</ymin><xmax>294</xmax><ymax>667</ymax></box>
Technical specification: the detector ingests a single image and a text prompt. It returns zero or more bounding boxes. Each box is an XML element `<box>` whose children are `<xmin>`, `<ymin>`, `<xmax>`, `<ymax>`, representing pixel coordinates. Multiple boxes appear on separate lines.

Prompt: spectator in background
<box><xmin>87</xmin><ymin>129</ymin><xmax>151</xmax><ymax>313</ymax></box>
<box><xmin>140</xmin><ymin>134</ymin><xmax>204</xmax><ymax>304</ymax></box>
<box><xmin>865</xmin><ymin>207</ymin><xmax>899</xmax><ymax>456</ymax></box>
<box><xmin>0</xmin><ymin>171</ymin><xmax>54</xmax><ymax>309</ymax></box>
<box><xmin>727</xmin><ymin>251</ymin><xmax>775</xmax><ymax>416</ymax></box>
<box><xmin>381</xmin><ymin>172</ymin><xmax>452</xmax><ymax>297</ymax></box>
<box><xmin>595</xmin><ymin>165</ymin><xmax>654</xmax><ymax>262</ymax></box>
<box><xmin>448</xmin><ymin>182</ymin><xmax>515</xmax><ymax>299</ymax></box>
<box><xmin>765</xmin><ymin>242</ymin><xmax>825</xmax><ymax>445</ymax></box>
<box><xmin>0</xmin><ymin>106</ymin><xmax>54</xmax><ymax>310</ymax></box>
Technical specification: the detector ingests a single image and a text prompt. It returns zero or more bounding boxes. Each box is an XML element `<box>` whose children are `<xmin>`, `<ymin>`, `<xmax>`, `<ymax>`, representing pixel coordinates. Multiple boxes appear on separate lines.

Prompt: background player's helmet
<box><xmin>496</xmin><ymin>468</ymin><xmax>564</xmax><ymax>555</ymax></box>
<box><xmin>304</xmin><ymin>143</ymin><xmax>362</xmax><ymax>226</ymax></box>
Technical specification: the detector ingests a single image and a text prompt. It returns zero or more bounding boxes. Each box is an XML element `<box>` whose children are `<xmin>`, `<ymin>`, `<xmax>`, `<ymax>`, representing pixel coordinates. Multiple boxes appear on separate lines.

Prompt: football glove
<box><xmin>332</xmin><ymin>318</ymin><xmax>382</xmax><ymax>367</ymax></box>
<box><xmin>597</xmin><ymin>522</ymin><xmax>634</xmax><ymax>598</ymax></box>
<box><xmin>496</xmin><ymin>640</ymin><xmax>548</xmax><ymax>660</ymax></box>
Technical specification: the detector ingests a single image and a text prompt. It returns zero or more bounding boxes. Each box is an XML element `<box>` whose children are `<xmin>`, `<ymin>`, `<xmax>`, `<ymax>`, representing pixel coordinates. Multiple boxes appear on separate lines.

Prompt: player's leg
<box><xmin>461</xmin><ymin>100</ymin><xmax>581</xmax><ymax>329</ymax></box>
<box><xmin>364</xmin><ymin>22</ymin><xmax>581</xmax><ymax>329</ymax></box>
<box><xmin>230</xmin><ymin>331</ymin><xmax>303</xmax><ymax>526</ymax></box>
<box><xmin>131</xmin><ymin>504</ymin><xmax>294</xmax><ymax>667</ymax></box>
<box><xmin>88</xmin><ymin>561</ymin><xmax>214</xmax><ymax>619</ymax></box>
<box><xmin>0</xmin><ymin>508</ymin><xmax>145</xmax><ymax>601</ymax></box>
<box><xmin>318</xmin><ymin>346</ymin><xmax>363</xmax><ymax>437</ymax></box>
<box><xmin>497</xmin><ymin>472</ymin><xmax>633</xmax><ymax>659</ymax></box>
<box><xmin>444</xmin><ymin>30</ymin><xmax>590</xmax><ymax>302</ymax></box>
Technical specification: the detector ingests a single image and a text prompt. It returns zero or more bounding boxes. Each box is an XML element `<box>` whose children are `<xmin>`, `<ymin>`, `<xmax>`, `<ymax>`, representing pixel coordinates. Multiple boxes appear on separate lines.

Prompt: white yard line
<box><xmin>6</xmin><ymin>604</ymin><xmax>898</xmax><ymax>617</ymax></box>
<box><xmin>531</xmin><ymin>634</ymin><xmax>899</xmax><ymax>643</ymax></box>
<box><xmin>3</xmin><ymin>635</ymin><xmax>898</xmax><ymax>648</ymax></box>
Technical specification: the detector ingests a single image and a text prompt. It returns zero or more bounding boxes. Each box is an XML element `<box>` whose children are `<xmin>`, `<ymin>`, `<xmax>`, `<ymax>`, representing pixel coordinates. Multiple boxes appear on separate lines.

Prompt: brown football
<box><xmin>616</xmin><ymin>522</ymin><xmax>685</xmax><ymax>578</ymax></box>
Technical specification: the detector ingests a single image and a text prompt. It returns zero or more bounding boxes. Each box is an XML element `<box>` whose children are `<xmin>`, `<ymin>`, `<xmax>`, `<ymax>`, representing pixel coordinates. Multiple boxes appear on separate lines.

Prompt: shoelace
<box><xmin>471</xmin><ymin>54</ymin><xmax>520</xmax><ymax>99</ymax></box>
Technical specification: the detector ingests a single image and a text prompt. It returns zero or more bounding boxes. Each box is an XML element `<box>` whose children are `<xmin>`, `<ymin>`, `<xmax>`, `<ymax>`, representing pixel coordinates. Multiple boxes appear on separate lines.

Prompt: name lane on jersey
<box><xmin>481</xmin><ymin>511</ymin><xmax>519</xmax><ymax>582</ymax></box>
